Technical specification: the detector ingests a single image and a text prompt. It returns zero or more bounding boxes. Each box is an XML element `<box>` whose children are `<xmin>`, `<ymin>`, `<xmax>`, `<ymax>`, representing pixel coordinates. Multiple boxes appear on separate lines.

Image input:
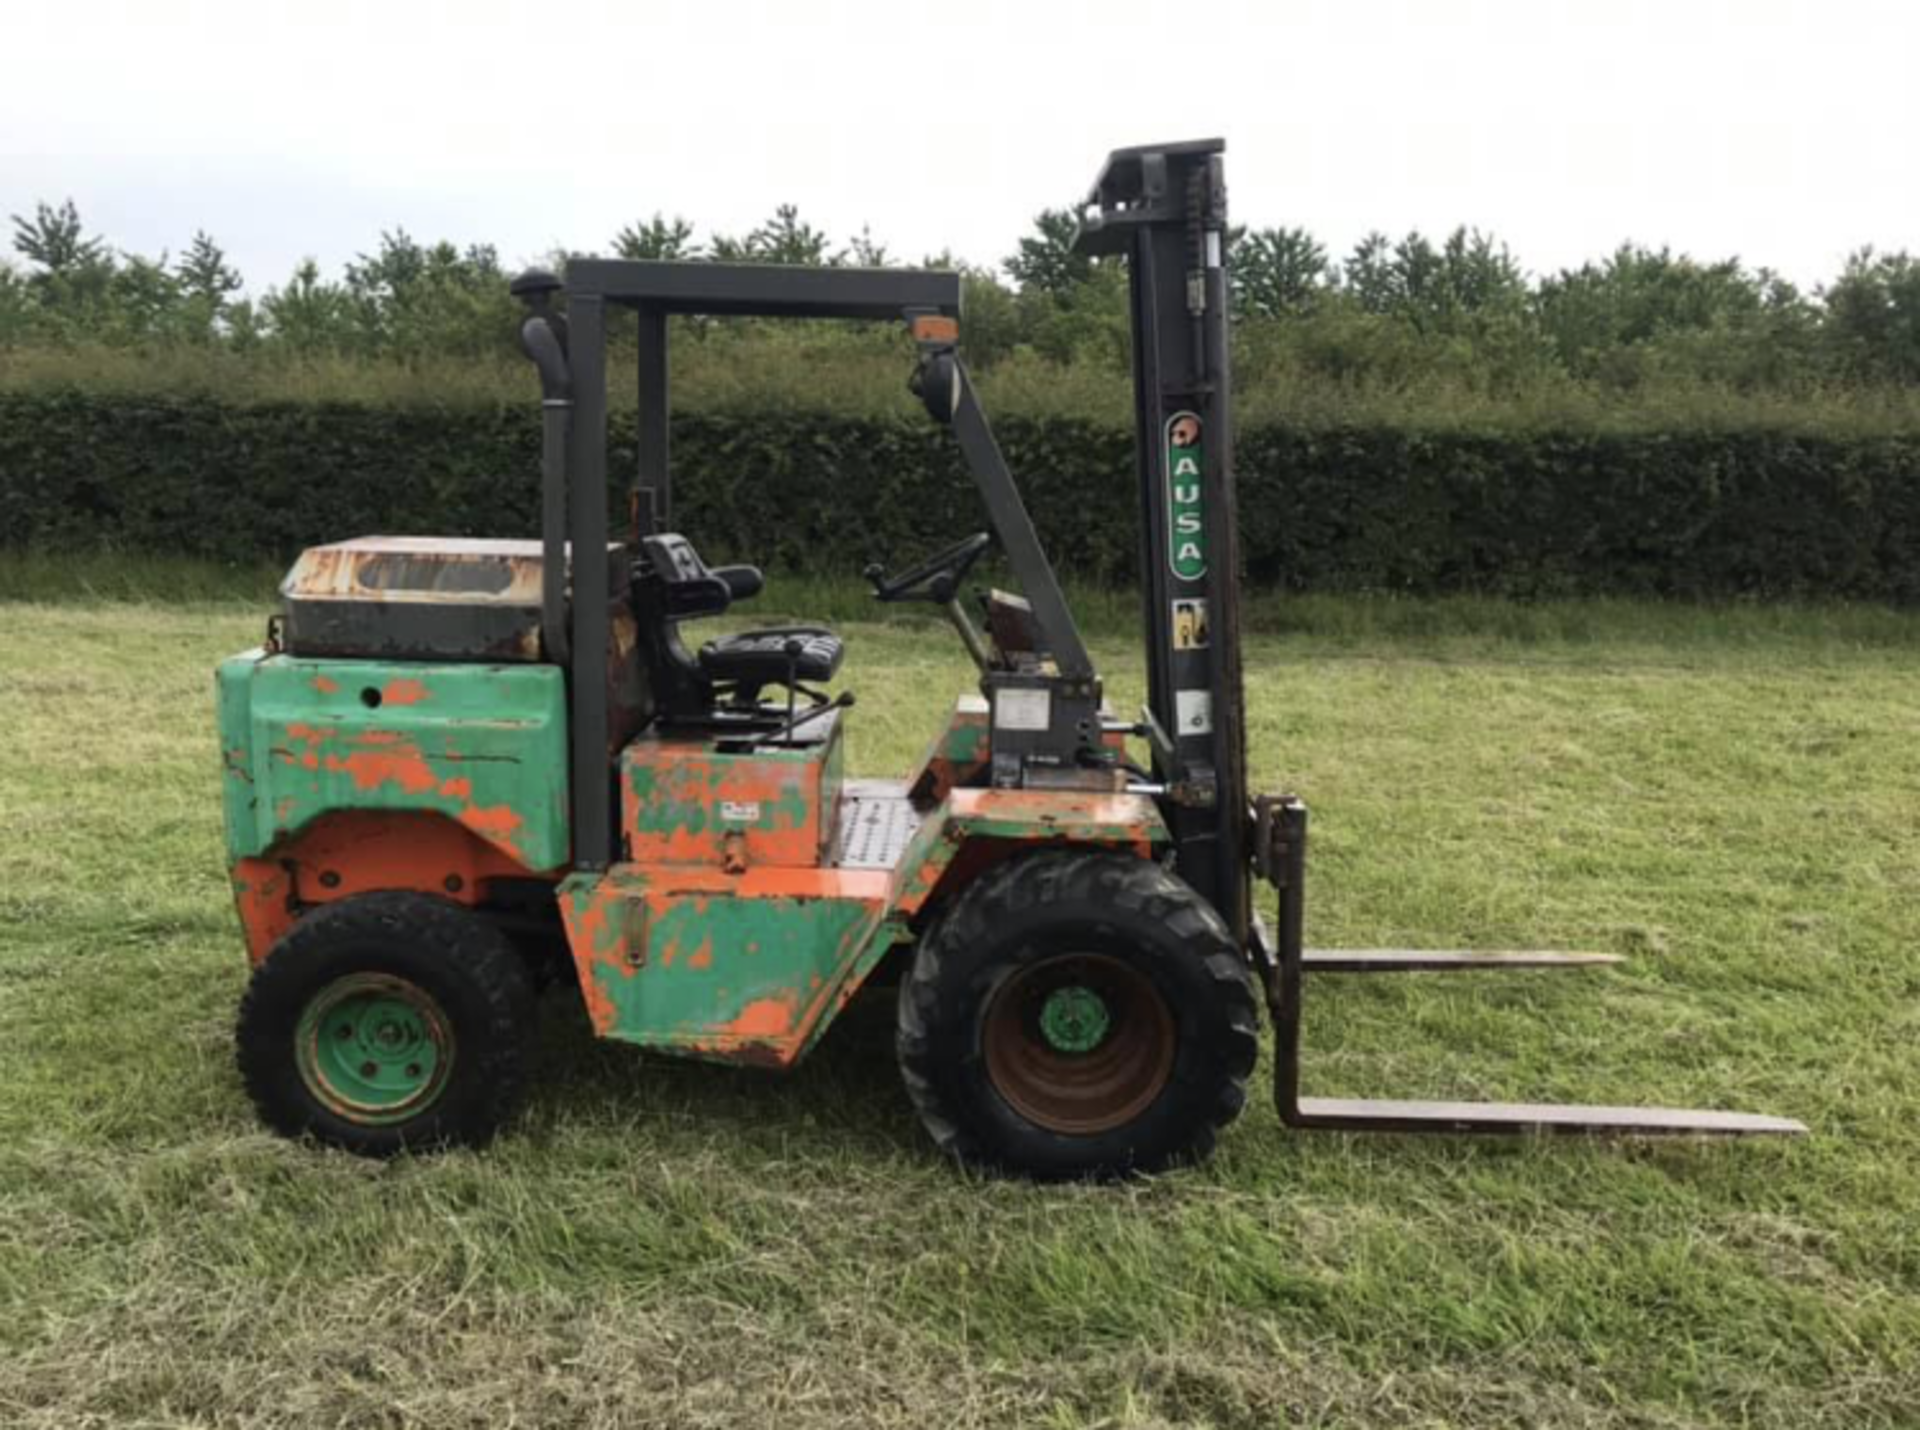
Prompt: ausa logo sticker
<box><xmin>1165</xmin><ymin>411</ymin><xmax>1207</xmax><ymax>581</ymax></box>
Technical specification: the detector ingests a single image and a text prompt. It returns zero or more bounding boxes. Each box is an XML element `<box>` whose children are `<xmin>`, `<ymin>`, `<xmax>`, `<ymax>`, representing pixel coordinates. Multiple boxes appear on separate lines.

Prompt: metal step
<box><xmin>1303</xmin><ymin>949</ymin><xmax>1622</xmax><ymax>973</ymax></box>
<box><xmin>832</xmin><ymin>780</ymin><xmax>922</xmax><ymax>871</ymax></box>
<box><xmin>1287</xmin><ymin>1097</ymin><xmax>1807</xmax><ymax>1137</ymax></box>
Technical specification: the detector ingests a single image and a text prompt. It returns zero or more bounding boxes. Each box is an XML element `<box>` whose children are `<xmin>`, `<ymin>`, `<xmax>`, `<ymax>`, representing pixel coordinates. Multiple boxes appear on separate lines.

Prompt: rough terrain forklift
<box><xmin>218</xmin><ymin>140</ymin><xmax>1802</xmax><ymax>1177</ymax></box>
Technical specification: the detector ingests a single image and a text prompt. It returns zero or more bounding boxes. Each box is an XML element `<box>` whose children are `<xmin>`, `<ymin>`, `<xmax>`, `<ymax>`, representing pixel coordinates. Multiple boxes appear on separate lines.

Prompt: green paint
<box><xmin>216</xmin><ymin>653</ymin><xmax>568</xmax><ymax>869</ymax></box>
<box><xmin>1040</xmin><ymin>986</ymin><xmax>1110</xmax><ymax>1053</ymax></box>
<box><xmin>294</xmin><ymin>973</ymin><xmax>451</xmax><ymax>1124</ymax></box>
<box><xmin>622</xmin><ymin>763</ymin><xmax>710</xmax><ymax>836</ymax></box>
<box><xmin>1166</xmin><ymin>410</ymin><xmax>1207</xmax><ymax>581</ymax></box>
<box><xmin>941</xmin><ymin>715</ymin><xmax>989</xmax><ymax>764</ymax></box>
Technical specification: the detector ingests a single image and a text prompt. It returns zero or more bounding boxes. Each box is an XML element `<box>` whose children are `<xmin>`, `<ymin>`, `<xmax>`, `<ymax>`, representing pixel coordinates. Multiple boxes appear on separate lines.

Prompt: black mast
<box><xmin>1075</xmin><ymin>139</ymin><xmax>1249</xmax><ymax>939</ymax></box>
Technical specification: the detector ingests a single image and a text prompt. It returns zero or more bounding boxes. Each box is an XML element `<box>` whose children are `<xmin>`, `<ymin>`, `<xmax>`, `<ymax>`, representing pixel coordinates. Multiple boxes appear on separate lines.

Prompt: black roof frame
<box><xmin>538</xmin><ymin>258</ymin><xmax>1094</xmax><ymax>871</ymax></box>
<box><xmin>564</xmin><ymin>258</ymin><xmax>962</xmax><ymax>320</ymax></box>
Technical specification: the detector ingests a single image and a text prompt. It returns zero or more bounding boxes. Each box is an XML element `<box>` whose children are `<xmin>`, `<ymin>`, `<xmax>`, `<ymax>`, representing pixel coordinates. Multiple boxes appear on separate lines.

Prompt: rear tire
<box><xmin>236</xmin><ymin>891</ymin><xmax>536</xmax><ymax>1156</ymax></box>
<box><xmin>897</xmin><ymin>850</ymin><xmax>1259</xmax><ymax>1179</ymax></box>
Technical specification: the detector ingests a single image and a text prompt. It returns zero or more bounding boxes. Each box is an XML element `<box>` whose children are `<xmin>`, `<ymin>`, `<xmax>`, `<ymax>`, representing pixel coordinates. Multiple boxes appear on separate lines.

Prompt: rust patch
<box><xmin>382</xmin><ymin>677</ymin><xmax>429</xmax><ymax>706</ymax></box>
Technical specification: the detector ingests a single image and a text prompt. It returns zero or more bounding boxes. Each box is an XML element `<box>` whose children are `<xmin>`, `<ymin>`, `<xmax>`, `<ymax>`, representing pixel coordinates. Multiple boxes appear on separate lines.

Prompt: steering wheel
<box><xmin>864</xmin><ymin>531</ymin><xmax>994</xmax><ymax>604</ymax></box>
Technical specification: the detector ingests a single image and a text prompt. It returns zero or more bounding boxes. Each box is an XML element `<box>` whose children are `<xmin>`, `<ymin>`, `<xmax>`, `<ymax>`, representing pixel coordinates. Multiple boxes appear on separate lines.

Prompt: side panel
<box><xmin>218</xmin><ymin>653</ymin><xmax>569</xmax><ymax>872</ymax></box>
<box><xmin>560</xmin><ymin>866</ymin><xmax>895</xmax><ymax>1067</ymax></box>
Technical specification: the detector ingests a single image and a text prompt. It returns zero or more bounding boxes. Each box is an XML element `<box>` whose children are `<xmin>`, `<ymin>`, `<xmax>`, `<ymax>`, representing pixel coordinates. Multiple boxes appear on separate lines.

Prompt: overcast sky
<box><xmin>3</xmin><ymin>0</ymin><xmax>1914</xmax><ymax>295</ymax></box>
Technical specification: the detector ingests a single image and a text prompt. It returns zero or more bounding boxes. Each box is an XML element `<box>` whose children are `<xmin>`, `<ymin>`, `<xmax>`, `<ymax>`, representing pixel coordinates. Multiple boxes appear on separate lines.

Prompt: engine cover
<box><xmin>278</xmin><ymin>535</ymin><xmax>619</xmax><ymax>662</ymax></box>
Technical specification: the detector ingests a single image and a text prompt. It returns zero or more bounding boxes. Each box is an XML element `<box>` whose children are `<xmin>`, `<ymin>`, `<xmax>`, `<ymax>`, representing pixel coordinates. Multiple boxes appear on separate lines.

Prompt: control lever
<box><xmin>769</xmin><ymin>637</ymin><xmax>854</xmax><ymax>747</ymax></box>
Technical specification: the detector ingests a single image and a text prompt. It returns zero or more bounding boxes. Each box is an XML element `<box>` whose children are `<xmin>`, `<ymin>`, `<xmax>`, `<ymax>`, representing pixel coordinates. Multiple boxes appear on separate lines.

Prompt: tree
<box><xmin>613</xmin><ymin>214</ymin><xmax>699</xmax><ymax>261</ymax></box>
<box><xmin>847</xmin><ymin>225</ymin><xmax>889</xmax><ymax>267</ymax></box>
<box><xmin>261</xmin><ymin>258</ymin><xmax>351</xmax><ymax>352</ymax></box>
<box><xmin>746</xmin><ymin>203</ymin><xmax>837</xmax><ymax>266</ymax></box>
<box><xmin>10</xmin><ymin>199</ymin><xmax>107</xmax><ymax>275</ymax></box>
<box><xmin>105</xmin><ymin>254</ymin><xmax>182</xmax><ymax>342</ymax></box>
<box><xmin>1341</xmin><ymin>227</ymin><xmax>1526</xmax><ymax>331</ymax></box>
<box><xmin>1342</xmin><ymin>232</ymin><xmax>1396</xmax><ymax>314</ymax></box>
<box><xmin>0</xmin><ymin>262</ymin><xmax>33</xmax><ymax>344</ymax></box>
<box><xmin>1822</xmin><ymin>248</ymin><xmax>1920</xmax><ymax>383</ymax></box>
<box><xmin>342</xmin><ymin>231</ymin><xmax>512</xmax><ymax>356</ymax></box>
<box><xmin>177</xmin><ymin>231</ymin><xmax>242</xmax><ymax>305</ymax></box>
<box><xmin>1536</xmin><ymin>244</ymin><xmax>1795</xmax><ymax>383</ymax></box>
<box><xmin>171</xmin><ymin>231</ymin><xmax>243</xmax><ymax>341</ymax></box>
<box><xmin>1233</xmin><ymin>226</ymin><xmax>1332</xmax><ymax>318</ymax></box>
<box><xmin>1435</xmin><ymin>228</ymin><xmax>1528</xmax><ymax>316</ymax></box>
<box><xmin>1005</xmin><ymin>208</ymin><xmax>1091</xmax><ymax>299</ymax></box>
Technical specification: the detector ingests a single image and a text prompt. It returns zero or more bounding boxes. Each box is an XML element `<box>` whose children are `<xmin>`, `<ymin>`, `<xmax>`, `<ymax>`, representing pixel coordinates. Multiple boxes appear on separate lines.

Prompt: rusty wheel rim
<box><xmin>982</xmin><ymin>953</ymin><xmax>1177</xmax><ymax>1135</ymax></box>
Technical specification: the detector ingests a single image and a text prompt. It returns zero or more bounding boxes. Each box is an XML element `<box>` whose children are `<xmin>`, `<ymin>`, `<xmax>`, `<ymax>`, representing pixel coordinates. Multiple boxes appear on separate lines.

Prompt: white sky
<box><xmin>2</xmin><ymin>0</ymin><xmax>1914</xmax><ymax>294</ymax></box>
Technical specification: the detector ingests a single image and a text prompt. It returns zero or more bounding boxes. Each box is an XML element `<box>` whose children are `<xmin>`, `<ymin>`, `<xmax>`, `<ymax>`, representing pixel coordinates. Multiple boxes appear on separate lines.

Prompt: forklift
<box><xmin>218</xmin><ymin>139</ymin><xmax>1803</xmax><ymax>1177</ymax></box>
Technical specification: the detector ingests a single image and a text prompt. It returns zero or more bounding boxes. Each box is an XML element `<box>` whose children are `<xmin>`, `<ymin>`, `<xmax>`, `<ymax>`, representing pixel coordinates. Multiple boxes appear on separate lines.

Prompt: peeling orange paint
<box><xmin>382</xmin><ymin>677</ymin><xmax>429</xmax><ymax>706</ymax></box>
<box><xmin>717</xmin><ymin>995</ymin><xmax>798</xmax><ymax>1040</ymax></box>
<box><xmin>462</xmin><ymin>801</ymin><xmax>525</xmax><ymax>851</ymax></box>
<box><xmin>560</xmin><ymin>893</ymin><xmax>624</xmax><ymax>1035</ymax></box>
<box><xmin>231</xmin><ymin>857</ymin><xmax>296</xmax><ymax>963</ymax></box>
<box><xmin>325</xmin><ymin>744</ymin><xmax>440</xmax><ymax>795</ymax></box>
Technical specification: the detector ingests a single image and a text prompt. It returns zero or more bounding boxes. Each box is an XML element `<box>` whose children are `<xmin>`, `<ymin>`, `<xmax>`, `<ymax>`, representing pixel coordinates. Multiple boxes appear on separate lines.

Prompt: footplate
<box><xmin>1251</xmin><ymin>795</ymin><xmax>1807</xmax><ymax>1140</ymax></box>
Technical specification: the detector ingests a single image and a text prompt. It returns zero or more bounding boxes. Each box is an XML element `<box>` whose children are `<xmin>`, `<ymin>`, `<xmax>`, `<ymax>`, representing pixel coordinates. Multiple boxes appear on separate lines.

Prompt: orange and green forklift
<box><xmin>218</xmin><ymin>140</ymin><xmax>1802</xmax><ymax>1177</ymax></box>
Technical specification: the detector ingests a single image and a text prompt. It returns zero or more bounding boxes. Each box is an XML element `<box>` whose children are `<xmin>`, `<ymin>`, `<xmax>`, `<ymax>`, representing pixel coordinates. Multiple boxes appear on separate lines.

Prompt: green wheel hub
<box><xmin>295</xmin><ymin>973</ymin><xmax>454</xmax><ymax>1125</ymax></box>
<box><xmin>1038</xmin><ymin>985</ymin><xmax>1111</xmax><ymax>1054</ymax></box>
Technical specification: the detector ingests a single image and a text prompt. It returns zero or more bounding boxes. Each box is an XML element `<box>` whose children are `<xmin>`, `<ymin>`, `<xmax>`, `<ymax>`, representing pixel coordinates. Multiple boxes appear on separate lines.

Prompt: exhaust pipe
<box><xmin>512</xmin><ymin>269</ymin><xmax>573</xmax><ymax>664</ymax></box>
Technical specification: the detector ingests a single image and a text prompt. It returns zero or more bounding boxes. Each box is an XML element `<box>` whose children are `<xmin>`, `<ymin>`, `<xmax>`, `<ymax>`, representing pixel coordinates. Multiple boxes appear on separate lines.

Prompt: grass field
<box><xmin>2</xmin><ymin>570</ymin><xmax>1917</xmax><ymax>1428</ymax></box>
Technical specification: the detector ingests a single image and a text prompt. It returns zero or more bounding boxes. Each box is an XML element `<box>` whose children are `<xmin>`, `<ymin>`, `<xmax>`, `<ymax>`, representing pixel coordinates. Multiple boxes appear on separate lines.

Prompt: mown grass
<box><xmin>2</xmin><ymin>563</ymin><xmax>1917</xmax><ymax>1427</ymax></box>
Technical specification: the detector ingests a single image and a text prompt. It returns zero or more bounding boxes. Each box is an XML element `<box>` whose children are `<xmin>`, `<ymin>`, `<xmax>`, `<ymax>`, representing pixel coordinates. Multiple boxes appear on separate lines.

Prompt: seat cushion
<box><xmin>698</xmin><ymin>626</ymin><xmax>844</xmax><ymax>687</ymax></box>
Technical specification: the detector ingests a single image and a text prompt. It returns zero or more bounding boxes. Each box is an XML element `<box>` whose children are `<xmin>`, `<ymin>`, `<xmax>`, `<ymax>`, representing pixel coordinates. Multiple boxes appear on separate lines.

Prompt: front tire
<box><xmin>897</xmin><ymin>850</ymin><xmax>1259</xmax><ymax>1179</ymax></box>
<box><xmin>236</xmin><ymin>891</ymin><xmax>536</xmax><ymax>1156</ymax></box>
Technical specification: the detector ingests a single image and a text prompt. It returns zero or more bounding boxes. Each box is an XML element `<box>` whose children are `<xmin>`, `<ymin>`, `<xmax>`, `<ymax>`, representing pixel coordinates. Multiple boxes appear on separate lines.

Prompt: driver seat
<box><xmin>699</xmin><ymin>627</ymin><xmax>843</xmax><ymax>689</ymax></box>
<box><xmin>632</xmin><ymin>533</ymin><xmax>845</xmax><ymax>723</ymax></box>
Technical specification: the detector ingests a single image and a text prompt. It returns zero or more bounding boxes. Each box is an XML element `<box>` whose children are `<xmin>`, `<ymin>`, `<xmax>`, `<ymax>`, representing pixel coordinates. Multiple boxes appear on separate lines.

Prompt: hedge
<box><xmin>3</xmin><ymin>389</ymin><xmax>1919</xmax><ymax>599</ymax></box>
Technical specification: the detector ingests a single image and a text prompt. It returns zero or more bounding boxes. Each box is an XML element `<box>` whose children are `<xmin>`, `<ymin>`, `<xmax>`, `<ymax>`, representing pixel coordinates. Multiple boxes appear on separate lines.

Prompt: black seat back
<box><xmin>631</xmin><ymin>533</ymin><xmax>776</xmax><ymax>723</ymax></box>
